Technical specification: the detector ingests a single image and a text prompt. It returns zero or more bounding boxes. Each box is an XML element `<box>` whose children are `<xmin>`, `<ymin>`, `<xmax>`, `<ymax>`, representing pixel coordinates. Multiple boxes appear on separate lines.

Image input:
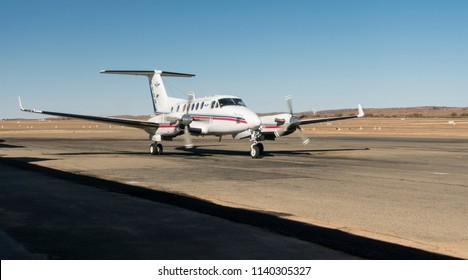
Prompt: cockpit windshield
<box><xmin>218</xmin><ymin>98</ymin><xmax>246</xmax><ymax>107</ymax></box>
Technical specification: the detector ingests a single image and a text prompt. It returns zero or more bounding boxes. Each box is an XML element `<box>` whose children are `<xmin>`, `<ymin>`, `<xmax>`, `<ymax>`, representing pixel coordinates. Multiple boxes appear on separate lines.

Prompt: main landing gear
<box><xmin>250</xmin><ymin>129</ymin><xmax>264</xmax><ymax>159</ymax></box>
<box><xmin>149</xmin><ymin>142</ymin><xmax>163</xmax><ymax>155</ymax></box>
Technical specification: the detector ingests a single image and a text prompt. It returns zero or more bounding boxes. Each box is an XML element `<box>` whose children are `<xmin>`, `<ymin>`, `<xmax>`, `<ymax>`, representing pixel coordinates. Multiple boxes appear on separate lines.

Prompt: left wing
<box><xmin>300</xmin><ymin>104</ymin><xmax>364</xmax><ymax>125</ymax></box>
<box><xmin>18</xmin><ymin>97</ymin><xmax>159</xmax><ymax>129</ymax></box>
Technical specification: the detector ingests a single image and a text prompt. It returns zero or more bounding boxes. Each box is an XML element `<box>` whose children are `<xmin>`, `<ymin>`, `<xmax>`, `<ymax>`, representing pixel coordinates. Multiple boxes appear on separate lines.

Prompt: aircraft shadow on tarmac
<box><xmin>52</xmin><ymin>151</ymin><xmax>148</xmax><ymax>156</ymax></box>
<box><xmin>173</xmin><ymin>146</ymin><xmax>371</xmax><ymax>157</ymax></box>
<box><xmin>0</xmin><ymin>139</ymin><xmax>24</xmax><ymax>149</ymax></box>
<box><xmin>49</xmin><ymin>146</ymin><xmax>370</xmax><ymax>157</ymax></box>
<box><xmin>263</xmin><ymin>147</ymin><xmax>370</xmax><ymax>156</ymax></box>
<box><xmin>0</xmin><ymin>156</ymin><xmax>53</xmax><ymax>164</ymax></box>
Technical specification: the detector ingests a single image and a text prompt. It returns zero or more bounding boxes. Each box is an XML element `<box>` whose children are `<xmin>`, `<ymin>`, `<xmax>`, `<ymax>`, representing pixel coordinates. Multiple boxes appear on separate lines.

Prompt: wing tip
<box><xmin>357</xmin><ymin>104</ymin><xmax>365</xmax><ymax>118</ymax></box>
<box><xmin>18</xmin><ymin>96</ymin><xmax>24</xmax><ymax>111</ymax></box>
<box><xmin>18</xmin><ymin>97</ymin><xmax>42</xmax><ymax>113</ymax></box>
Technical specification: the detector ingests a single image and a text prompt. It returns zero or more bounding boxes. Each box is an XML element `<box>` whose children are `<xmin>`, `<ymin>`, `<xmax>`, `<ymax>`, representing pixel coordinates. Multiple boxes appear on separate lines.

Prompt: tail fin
<box><xmin>100</xmin><ymin>70</ymin><xmax>195</xmax><ymax>113</ymax></box>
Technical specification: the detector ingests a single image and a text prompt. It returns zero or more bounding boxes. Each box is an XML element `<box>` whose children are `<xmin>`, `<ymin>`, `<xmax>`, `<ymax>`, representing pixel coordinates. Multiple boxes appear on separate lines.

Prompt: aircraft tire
<box><xmin>156</xmin><ymin>143</ymin><xmax>163</xmax><ymax>155</ymax></box>
<box><xmin>150</xmin><ymin>143</ymin><xmax>164</xmax><ymax>155</ymax></box>
<box><xmin>149</xmin><ymin>143</ymin><xmax>158</xmax><ymax>155</ymax></box>
<box><xmin>257</xmin><ymin>143</ymin><xmax>264</xmax><ymax>154</ymax></box>
<box><xmin>250</xmin><ymin>145</ymin><xmax>261</xmax><ymax>159</ymax></box>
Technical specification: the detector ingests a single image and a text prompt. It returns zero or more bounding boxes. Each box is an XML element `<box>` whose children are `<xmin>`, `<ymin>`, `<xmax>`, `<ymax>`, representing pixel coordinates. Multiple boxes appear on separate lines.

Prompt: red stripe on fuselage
<box><xmin>262</xmin><ymin>125</ymin><xmax>283</xmax><ymax>129</ymax></box>
<box><xmin>159</xmin><ymin>124</ymin><xmax>177</xmax><ymax>128</ymax></box>
<box><xmin>192</xmin><ymin>115</ymin><xmax>247</xmax><ymax>124</ymax></box>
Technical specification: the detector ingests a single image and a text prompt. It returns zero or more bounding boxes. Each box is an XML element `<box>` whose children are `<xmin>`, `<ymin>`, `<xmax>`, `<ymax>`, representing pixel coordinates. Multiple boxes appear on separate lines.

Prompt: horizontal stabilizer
<box><xmin>100</xmin><ymin>70</ymin><xmax>195</xmax><ymax>77</ymax></box>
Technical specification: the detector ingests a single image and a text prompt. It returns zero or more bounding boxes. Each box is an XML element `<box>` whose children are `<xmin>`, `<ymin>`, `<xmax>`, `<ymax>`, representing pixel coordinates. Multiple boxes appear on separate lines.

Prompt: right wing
<box><xmin>18</xmin><ymin>97</ymin><xmax>159</xmax><ymax>129</ymax></box>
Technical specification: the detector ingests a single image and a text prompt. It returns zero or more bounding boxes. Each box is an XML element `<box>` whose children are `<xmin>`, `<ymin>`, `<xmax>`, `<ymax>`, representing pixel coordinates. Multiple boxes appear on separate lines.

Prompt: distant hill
<box><xmin>308</xmin><ymin>106</ymin><xmax>468</xmax><ymax>118</ymax></box>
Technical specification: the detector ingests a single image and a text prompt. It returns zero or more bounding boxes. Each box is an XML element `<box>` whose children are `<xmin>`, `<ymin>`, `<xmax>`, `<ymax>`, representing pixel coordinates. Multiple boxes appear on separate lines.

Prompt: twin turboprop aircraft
<box><xmin>19</xmin><ymin>69</ymin><xmax>364</xmax><ymax>158</ymax></box>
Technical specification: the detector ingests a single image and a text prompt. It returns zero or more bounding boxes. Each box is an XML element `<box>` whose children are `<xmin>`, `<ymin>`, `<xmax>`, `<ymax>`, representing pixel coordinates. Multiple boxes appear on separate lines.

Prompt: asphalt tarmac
<box><xmin>1</xmin><ymin>132</ymin><xmax>467</xmax><ymax>259</ymax></box>
<box><xmin>1</xmin><ymin>163</ymin><xmax>363</xmax><ymax>259</ymax></box>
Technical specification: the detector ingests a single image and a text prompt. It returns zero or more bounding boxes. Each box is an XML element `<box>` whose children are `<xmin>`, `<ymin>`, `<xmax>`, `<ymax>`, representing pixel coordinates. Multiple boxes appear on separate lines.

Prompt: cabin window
<box><xmin>171</xmin><ymin>107</ymin><xmax>173</xmax><ymax>112</ymax></box>
<box><xmin>177</xmin><ymin>105</ymin><xmax>180</xmax><ymax>112</ymax></box>
<box><xmin>191</xmin><ymin>103</ymin><xmax>195</xmax><ymax>111</ymax></box>
<box><xmin>183</xmin><ymin>104</ymin><xmax>186</xmax><ymax>112</ymax></box>
<box><xmin>201</xmin><ymin>101</ymin><xmax>204</xmax><ymax>109</ymax></box>
<box><xmin>196</xmin><ymin>103</ymin><xmax>199</xmax><ymax>110</ymax></box>
<box><xmin>211</xmin><ymin>101</ymin><xmax>215</xmax><ymax>108</ymax></box>
<box><xmin>215</xmin><ymin>102</ymin><xmax>219</xmax><ymax>108</ymax></box>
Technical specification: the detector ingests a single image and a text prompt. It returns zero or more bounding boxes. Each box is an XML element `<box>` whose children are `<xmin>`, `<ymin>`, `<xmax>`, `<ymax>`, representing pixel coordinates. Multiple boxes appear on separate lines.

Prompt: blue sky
<box><xmin>1</xmin><ymin>0</ymin><xmax>467</xmax><ymax>119</ymax></box>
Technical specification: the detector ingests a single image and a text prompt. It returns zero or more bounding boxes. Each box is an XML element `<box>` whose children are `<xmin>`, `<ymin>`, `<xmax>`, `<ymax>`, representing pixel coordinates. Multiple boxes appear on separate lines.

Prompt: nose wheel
<box><xmin>250</xmin><ymin>143</ymin><xmax>264</xmax><ymax>158</ymax></box>
<box><xmin>249</xmin><ymin>129</ymin><xmax>265</xmax><ymax>158</ymax></box>
<box><xmin>149</xmin><ymin>142</ymin><xmax>163</xmax><ymax>155</ymax></box>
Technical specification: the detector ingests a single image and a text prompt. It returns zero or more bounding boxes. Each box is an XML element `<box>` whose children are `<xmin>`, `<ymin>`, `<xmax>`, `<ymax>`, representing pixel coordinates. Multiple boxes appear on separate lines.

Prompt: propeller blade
<box><xmin>297</xmin><ymin>126</ymin><xmax>310</xmax><ymax>145</ymax></box>
<box><xmin>181</xmin><ymin>93</ymin><xmax>194</xmax><ymax>149</ymax></box>
<box><xmin>184</xmin><ymin>125</ymin><xmax>193</xmax><ymax>149</ymax></box>
<box><xmin>285</xmin><ymin>96</ymin><xmax>310</xmax><ymax>145</ymax></box>
<box><xmin>185</xmin><ymin>94</ymin><xmax>193</xmax><ymax>114</ymax></box>
<box><xmin>285</xmin><ymin>95</ymin><xmax>294</xmax><ymax>115</ymax></box>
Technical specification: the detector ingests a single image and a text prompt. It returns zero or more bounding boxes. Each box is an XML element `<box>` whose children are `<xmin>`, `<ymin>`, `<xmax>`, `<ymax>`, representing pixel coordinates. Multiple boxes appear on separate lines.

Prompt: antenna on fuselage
<box><xmin>188</xmin><ymin>91</ymin><xmax>196</xmax><ymax>100</ymax></box>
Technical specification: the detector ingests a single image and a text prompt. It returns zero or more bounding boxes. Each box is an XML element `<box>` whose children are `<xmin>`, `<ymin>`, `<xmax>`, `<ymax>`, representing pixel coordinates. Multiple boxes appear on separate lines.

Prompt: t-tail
<box><xmin>100</xmin><ymin>70</ymin><xmax>195</xmax><ymax>113</ymax></box>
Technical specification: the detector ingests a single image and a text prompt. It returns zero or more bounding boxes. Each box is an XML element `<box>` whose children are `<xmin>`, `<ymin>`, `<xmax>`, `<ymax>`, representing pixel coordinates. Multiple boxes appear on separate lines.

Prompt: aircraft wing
<box><xmin>18</xmin><ymin>97</ymin><xmax>159</xmax><ymax>129</ymax></box>
<box><xmin>300</xmin><ymin>104</ymin><xmax>364</xmax><ymax>125</ymax></box>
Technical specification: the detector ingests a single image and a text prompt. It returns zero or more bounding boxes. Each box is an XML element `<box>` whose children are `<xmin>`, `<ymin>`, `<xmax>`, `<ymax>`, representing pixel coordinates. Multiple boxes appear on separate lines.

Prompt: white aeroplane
<box><xmin>19</xmin><ymin>69</ymin><xmax>364</xmax><ymax>158</ymax></box>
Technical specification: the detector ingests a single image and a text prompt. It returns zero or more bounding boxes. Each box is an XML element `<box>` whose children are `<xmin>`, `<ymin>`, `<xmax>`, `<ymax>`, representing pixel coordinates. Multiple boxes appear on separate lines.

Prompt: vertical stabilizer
<box><xmin>100</xmin><ymin>70</ymin><xmax>195</xmax><ymax>113</ymax></box>
<box><xmin>149</xmin><ymin>71</ymin><xmax>166</xmax><ymax>112</ymax></box>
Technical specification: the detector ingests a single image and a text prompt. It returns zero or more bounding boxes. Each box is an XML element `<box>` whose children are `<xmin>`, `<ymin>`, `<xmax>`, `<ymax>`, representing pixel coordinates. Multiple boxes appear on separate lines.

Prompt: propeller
<box><xmin>285</xmin><ymin>96</ymin><xmax>310</xmax><ymax>145</ymax></box>
<box><xmin>180</xmin><ymin>94</ymin><xmax>194</xmax><ymax>148</ymax></box>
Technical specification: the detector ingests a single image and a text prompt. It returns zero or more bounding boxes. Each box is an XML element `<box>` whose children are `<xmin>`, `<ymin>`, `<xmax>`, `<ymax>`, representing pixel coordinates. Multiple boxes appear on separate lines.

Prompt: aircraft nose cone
<box><xmin>247</xmin><ymin>113</ymin><xmax>261</xmax><ymax>130</ymax></box>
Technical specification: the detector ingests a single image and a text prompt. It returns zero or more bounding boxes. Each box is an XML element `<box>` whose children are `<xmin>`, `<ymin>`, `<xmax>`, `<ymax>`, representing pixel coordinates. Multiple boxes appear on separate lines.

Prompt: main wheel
<box><xmin>150</xmin><ymin>143</ymin><xmax>163</xmax><ymax>155</ymax></box>
<box><xmin>156</xmin><ymin>143</ymin><xmax>163</xmax><ymax>155</ymax></box>
<box><xmin>257</xmin><ymin>143</ymin><xmax>264</xmax><ymax>154</ymax></box>
<box><xmin>150</xmin><ymin>143</ymin><xmax>158</xmax><ymax>155</ymax></box>
<box><xmin>250</xmin><ymin>145</ymin><xmax>261</xmax><ymax>158</ymax></box>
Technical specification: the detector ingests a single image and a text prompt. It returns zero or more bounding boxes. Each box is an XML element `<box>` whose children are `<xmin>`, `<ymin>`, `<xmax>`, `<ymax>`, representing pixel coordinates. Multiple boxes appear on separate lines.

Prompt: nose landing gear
<box><xmin>250</xmin><ymin>129</ymin><xmax>264</xmax><ymax>158</ymax></box>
